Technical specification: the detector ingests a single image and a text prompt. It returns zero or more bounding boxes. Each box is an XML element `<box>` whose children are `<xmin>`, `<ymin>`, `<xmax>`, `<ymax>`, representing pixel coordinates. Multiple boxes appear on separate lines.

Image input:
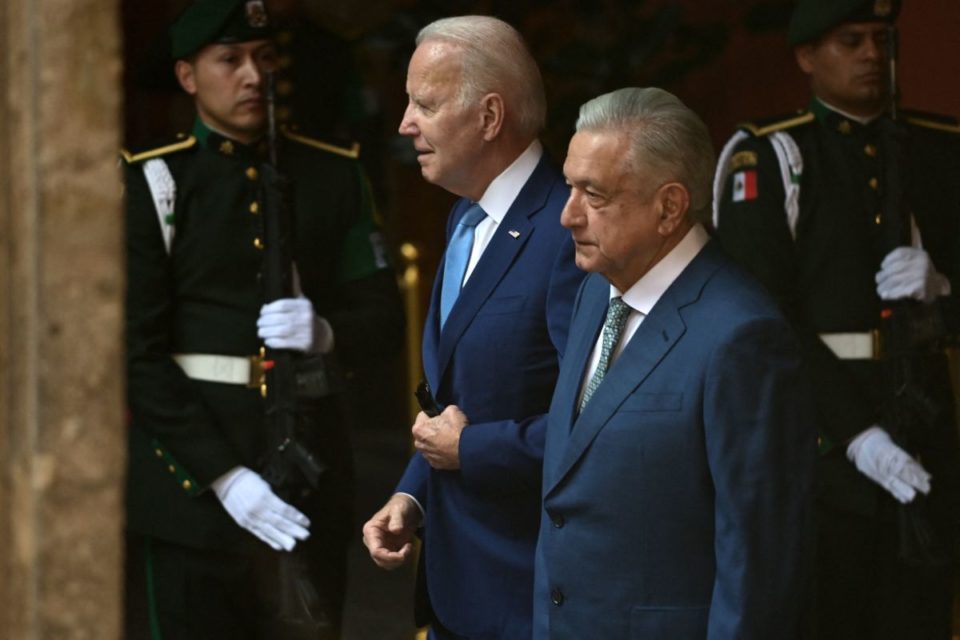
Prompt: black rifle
<box><xmin>258</xmin><ymin>71</ymin><xmax>334</xmax><ymax>636</ymax></box>
<box><xmin>878</xmin><ymin>26</ymin><xmax>953</xmax><ymax>568</ymax></box>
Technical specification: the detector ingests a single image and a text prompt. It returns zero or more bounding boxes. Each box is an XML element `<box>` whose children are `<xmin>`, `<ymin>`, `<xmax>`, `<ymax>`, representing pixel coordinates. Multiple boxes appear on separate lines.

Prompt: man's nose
<box><xmin>559</xmin><ymin>195</ymin><xmax>582</xmax><ymax>229</ymax></box>
<box><xmin>398</xmin><ymin>104</ymin><xmax>418</xmax><ymax>136</ymax></box>
<box><xmin>862</xmin><ymin>36</ymin><xmax>884</xmax><ymax>61</ymax></box>
<box><xmin>242</xmin><ymin>57</ymin><xmax>265</xmax><ymax>86</ymax></box>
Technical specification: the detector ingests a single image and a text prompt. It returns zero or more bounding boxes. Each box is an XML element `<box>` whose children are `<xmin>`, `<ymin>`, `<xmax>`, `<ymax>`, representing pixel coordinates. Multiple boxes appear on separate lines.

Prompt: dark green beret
<box><xmin>788</xmin><ymin>0</ymin><xmax>901</xmax><ymax>45</ymax></box>
<box><xmin>170</xmin><ymin>0</ymin><xmax>272</xmax><ymax>59</ymax></box>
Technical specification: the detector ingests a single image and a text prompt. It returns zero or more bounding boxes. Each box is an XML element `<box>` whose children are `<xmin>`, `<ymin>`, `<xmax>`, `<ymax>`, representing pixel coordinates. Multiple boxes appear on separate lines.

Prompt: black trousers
<box><xmin>813</xmin><ymin>504</ymin><xmax>955</xmax><ymax>640</ymax></box>
<box><xmin>125</xmin><ymin>531</ymin><xmax>347</xmax><ymax>640</ymax></box>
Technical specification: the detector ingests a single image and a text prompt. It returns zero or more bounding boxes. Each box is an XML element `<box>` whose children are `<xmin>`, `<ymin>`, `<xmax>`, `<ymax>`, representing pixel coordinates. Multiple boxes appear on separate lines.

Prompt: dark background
<box><xmin>122</xmin><ymin>0</ymin><xmax>960</xmax><ymax>349</ymax></box>
<box><xmin>121</xmin><ymin>2</ymin><xmax>960</xmax><ymax>636</ymax></box>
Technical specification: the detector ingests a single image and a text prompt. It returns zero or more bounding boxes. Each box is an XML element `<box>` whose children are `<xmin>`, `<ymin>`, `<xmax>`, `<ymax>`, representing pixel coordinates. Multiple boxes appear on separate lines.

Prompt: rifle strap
<box><xmin>142</xmin><ymin>158</ymin><xmax>176</xmax><ymax>255</ymax></box>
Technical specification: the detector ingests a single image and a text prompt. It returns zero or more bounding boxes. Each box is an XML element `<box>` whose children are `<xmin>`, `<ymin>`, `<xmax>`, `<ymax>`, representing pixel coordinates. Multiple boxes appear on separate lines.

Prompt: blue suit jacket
<box><xmin>396</xmin><ymin>155</ymin><xmax>586</xmax><ymax>639</ymax></box>
<box><xmin>533</xmin><ymin>240</ymin><xmax>815</xmax><ymax>639</ymax></box>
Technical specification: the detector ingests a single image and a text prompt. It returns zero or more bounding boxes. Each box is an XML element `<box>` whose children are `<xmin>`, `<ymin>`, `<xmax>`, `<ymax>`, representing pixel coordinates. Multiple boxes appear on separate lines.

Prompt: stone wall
<box><xmin>0</xmin><ymin>0</ymin><xmax>125</xmax><ymax>638</ymax></box>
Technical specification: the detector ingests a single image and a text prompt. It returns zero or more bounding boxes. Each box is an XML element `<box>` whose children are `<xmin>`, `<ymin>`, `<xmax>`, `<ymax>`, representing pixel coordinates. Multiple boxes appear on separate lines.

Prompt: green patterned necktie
<box><xmin>579</xmin><ymin>296</ymin><xmax>631</xmax><ymax>413</ymax></box>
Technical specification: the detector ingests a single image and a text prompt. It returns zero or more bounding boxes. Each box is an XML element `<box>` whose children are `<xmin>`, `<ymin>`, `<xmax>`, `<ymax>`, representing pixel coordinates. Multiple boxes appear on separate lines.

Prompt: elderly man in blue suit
<box><xmin>533</xmin><ymin>87</ymin><xmax>816</xmax><ymax>639</ymax></box>
<box><xmin>361</xmin><ymin>15</ymin><xmax>585</xmax><ymax>640</ymax></box>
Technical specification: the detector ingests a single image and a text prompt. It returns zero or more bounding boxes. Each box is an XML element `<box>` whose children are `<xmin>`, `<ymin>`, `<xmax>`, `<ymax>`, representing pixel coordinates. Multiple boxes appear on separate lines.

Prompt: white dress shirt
<box><xmin>462</xmin><ymin>139</ymin><xmax>544</xmax><ymax>284</ymax></box>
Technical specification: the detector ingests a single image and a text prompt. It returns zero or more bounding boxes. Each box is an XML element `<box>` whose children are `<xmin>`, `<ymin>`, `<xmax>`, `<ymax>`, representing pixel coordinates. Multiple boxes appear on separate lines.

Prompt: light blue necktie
<box><xmin>579</xmin><ymin>296</ymin><xmax>631</xmax><ymax>413</ymax></box>
<box><xmin>439</xmin><ymin>204</ymin><xmax>487</xmax><ymax>328</ymax></box>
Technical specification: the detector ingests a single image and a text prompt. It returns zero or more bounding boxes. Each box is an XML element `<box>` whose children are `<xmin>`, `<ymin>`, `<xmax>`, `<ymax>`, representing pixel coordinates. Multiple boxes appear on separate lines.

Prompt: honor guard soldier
<box><xmin>714</xmin><ymin>1</ymin><xmax>960</xmax><ymax>638</ymax></box>
<box><xmin>121</xmin><ymin>1</ymin><xmax>403</xmax><ymax>638</ymax></box>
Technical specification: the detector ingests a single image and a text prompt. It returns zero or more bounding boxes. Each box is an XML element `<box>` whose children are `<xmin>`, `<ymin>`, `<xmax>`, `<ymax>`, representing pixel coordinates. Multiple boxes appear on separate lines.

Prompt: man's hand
<box><xmin>257</xmin><ymin>296</ymin><xmax>333</xmax><ymax>353</ymax></box>
<box><xmin>847</xmin><ymin>426</ymin><xmax>932</xmax><ymax>504</ymax></box>
<box><xmin>875</xmin><ymin>247</ymin><xmax>951</xmax><ymax>303</ymax></box>
<box><xmin>362</xmin><ymin>493</ymin><xmax>422</xmax><ymax>569</ymax></box>
<box><xmin>412</xmin><ymin>405</ymin><xmax>468</xmax><ymax>470</ymax></box>
<box><xmin>212</xmin><ymin>466</ymin><xmax>311</xmax><ymax>551</ymax></box>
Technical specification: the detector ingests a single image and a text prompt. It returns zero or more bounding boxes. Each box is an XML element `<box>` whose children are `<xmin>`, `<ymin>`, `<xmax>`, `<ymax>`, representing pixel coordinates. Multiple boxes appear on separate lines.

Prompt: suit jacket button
<box><xmin>551</xmin><ymin>588</ymin><xmax>564</xmax><ymax>606</ymax></box>
<box><xmin>552</xmin><ymin>514</ymin><xmax>565</xmax><ymax>528</ymax></box>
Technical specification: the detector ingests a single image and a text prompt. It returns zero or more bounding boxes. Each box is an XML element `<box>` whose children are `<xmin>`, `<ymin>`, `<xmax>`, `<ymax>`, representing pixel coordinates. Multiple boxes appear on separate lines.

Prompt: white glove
<box><xmin>846</xmin><ymin>426</ymin><xmax>931</xmax><ymax>504</ymax></box>
<box><xmin>875</xmin><ymin>247</ymin><xmax>951</xmax><ymax>303</ymax></box>
<box><xmin>212</xmin><ymin>466</ymin><xmax>311</xmax><ymax>551</ymax></box>
<box><xmin>257</xmin><ymin>296</ymin><xmax>333</xmax><ymax>353</ymax></box>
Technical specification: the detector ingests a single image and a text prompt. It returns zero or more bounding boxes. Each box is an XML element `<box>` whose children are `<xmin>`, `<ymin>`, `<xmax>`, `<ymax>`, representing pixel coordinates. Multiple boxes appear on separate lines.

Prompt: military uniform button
<box><xmin>837</xmin><ymin>120</ymin><xmax>852</xmax><ymax>134</ymax></box>
<box><xmin>219</xmin><ymin>140</ymin><xmax>234</xmax><ymax>155</ymax></box>
<box><xmin>254</xmin><ymin>238</ymin><xmax>264</xmax><ymax>250</ymax></box>
<box><xmin>864</xmin><ymin>144</ymin><xmax>877</xmax><ymax>157</ymax></box>
<box><xmin>261</xmin><ymin>383</ymin><xmax>268</xmax><ymax>398</ymax></box>
<box><xmin>875</xmin><ymin>213</ymin><xmax>882</xmax><ymax>225</ymax></box>
<box><xmin>182</xmin><ymin>479</ymin><xmax>192</xmax><ymax>491</ymax></box>
<box><xmin>246</xmin><ymin>166</ymin><xmax>259</xmax><ymax>180</ymax></box>
<box><xmin>551</xmin><ymin>589</ymin><xmax>565</xmax><ymax>606</ymax></box>
<box><xmin>868</xmin><ymin>177</ymin><xmax>879</xmax><ymax>190</ymax></box>
<box><xmin>155</xmin><ymin>448</ymin><xmax>163</xmax><ymax>458</ymax></box>
<box><xmin>249</xmin><ymin>201</ymin><xmax>259</xmax><ymax>214</ymax></box>
<box><xmin>168</xmin><ymin>465</ymin><xmax>176</xmax><ymax>474</ymax></box>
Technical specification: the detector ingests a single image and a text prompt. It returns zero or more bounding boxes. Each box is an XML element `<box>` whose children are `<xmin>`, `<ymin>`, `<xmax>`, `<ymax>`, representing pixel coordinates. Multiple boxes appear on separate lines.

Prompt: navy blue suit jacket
<box><xmin>533</xmin><ymin>240</ymin><xmax>815</xmax><ymax>639</ymax></box>
<box><xmin>396</xmin><ymin>155</ymin><xmax>586</xmax><ymax>638</ymax></box>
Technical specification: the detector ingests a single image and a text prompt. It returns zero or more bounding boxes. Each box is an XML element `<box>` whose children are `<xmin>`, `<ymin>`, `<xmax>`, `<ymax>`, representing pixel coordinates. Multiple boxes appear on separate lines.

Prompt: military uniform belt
<box><xmin>173</xmin><ymin>353</ymin><xmax>269</xmax><ymax>388</ymax></box>
<box><xmin>819</xmin><ymin>331</ymin><xmax>881</xmax><ymax>360</ymax></box>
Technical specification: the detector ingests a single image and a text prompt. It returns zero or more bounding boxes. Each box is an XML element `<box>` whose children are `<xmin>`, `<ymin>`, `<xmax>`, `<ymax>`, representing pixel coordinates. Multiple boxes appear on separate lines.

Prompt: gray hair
<box><xmin>575</xmin><ymin>87</ymin><xmax>716</xmax><ymax>224</ymax></box>
<box><xmin>417</xmin><ymin>15</ymin><xmax>546</xmax><ymax>138</ymax></box>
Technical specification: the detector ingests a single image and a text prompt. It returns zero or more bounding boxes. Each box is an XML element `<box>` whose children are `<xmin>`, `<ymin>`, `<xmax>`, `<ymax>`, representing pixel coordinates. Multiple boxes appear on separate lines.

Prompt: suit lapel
<box><xmin>555</xmin><ymin>277</ymin><xmax>605</xmax><ymax>426</ymax></box>
<box><xmin>544</xmin><ymin>240</ymin><xmax>724</xmax><ymax>496</ymax></box>
<box><xmin>435</xmin><ymin>157</ymin><xmax>559</xmax><ymax>385</ymax></box>
<box><xmin>545</xmin><ymin>308</ymin><xmax>685</xmax><ymax>495</ymax></box>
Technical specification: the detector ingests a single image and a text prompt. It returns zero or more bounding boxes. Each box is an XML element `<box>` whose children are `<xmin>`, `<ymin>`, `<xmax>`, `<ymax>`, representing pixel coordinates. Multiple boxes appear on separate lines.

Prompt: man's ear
<box><xmin>479</xmin><ymin>92</ymin><xmax>505</xmax><ymax>141</ymax></box>
<box><xmin>175</xmin><ymin>59</ymin><xmax>198</xmax><ymax>96</ymax></box>
<box><xmin>794</xmin><ymin>44</ymin><xmax>816</xmax><ymax>75</ymax></box>
<box><xmin>656</xmin><ymin>182</ymin><xmax>690</xmax><ymax>236</ymax></box>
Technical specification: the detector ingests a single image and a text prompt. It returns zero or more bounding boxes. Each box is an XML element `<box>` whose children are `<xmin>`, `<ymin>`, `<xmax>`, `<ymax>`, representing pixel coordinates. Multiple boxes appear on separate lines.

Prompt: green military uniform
<box><xmin>123</xmin><ymin>2</ymin><xmax>403</xmax><ymax>637</ymax></box>
<box><xmin>715</xmin><ymin>90</ymin><xmax>960</xmax><ymax>640</ymax></box>
<box><xmin>124</xmin><ymin>118</ymin><xmax>403</xmax><ymax>639</ymax></box>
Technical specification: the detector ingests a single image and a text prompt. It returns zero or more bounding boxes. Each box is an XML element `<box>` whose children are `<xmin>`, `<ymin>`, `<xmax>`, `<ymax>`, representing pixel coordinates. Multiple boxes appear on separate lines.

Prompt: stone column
<box><xmin>0</xmin><ymin>0</ymin><xmax>125</xmax><ymax>638</ymax></box>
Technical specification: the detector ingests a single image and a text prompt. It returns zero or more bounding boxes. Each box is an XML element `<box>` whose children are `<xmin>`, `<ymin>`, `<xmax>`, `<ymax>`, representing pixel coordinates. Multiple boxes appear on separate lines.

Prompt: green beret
<box><xmin>170</xmin><ymin>0</ymin><xmax>272</xmax><ymax>59</ymax></box>
<box><xmin>788</xmin><ymin>0</ymin><xmax>901</xmax><ymax>45</ymax></box>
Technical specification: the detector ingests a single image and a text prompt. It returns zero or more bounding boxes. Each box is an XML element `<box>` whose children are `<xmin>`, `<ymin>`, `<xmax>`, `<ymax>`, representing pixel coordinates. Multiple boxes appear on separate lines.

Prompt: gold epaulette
<box><xmin>739</xmin><ymin>112</ymin><xmax>814</xmax><ymax>137</ymax></box>
<box><xmin>904</xmin><ymin>113</ymin><xmax>960</xmax><ymax>135</ymax></box>
<box><xmin>281</xmin><ymin>128</ymin><xmax>360</xmax><ymax>159</ymax></box>
<box><xmin>121</xmin><ymin>135</ymin><xmax>197</xmax><ymax>163</ymax></box>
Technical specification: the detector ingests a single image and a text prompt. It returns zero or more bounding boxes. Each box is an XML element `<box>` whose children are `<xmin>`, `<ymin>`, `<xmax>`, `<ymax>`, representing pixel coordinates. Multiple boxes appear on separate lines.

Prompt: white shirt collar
<box><xmin>612</xmin><ymin>223</ymin><xmax>711</xmax><ymax>314</ymax></box>
<box><xmin>815</xmin><ymin>97</ymin><xmax>883</xmax><ymax>125</ymax></box>
<box><xmin>476</xmin><ymin>140</ymin><xmax>543</xmax><ymax>224</ymax></box>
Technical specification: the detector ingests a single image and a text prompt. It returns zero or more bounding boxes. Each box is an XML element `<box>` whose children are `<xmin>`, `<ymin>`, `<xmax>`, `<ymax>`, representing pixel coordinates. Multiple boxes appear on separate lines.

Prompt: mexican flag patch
<box><xmin>732</xmin><ymin>170</ymin><xmax>758</xmax><ymax>202</ymax></box>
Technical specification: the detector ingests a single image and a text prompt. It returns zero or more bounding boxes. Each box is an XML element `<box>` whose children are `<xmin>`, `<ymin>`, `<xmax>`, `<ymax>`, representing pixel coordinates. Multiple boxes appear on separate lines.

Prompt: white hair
<box><xmin>417</xmin><ymin>15</ymin><xmax>546</xmax><ymax>138</ymax></box>
<box><xmin>576</xmin><ymin>87</ymin><xmax>716</xmax><ymax>224</ymax></box>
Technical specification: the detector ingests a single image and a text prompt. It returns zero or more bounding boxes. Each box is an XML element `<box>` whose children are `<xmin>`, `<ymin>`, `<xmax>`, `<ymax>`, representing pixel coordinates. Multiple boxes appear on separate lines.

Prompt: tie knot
<box><xmin>607</xmin><ymin>296</ymin><xmax>630</xmax><ymax>325</ymax></box>
<box><xmin>459</xmin><ymin>204</ymin><xmax>486</xmax><ymax>228</ymax></box>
